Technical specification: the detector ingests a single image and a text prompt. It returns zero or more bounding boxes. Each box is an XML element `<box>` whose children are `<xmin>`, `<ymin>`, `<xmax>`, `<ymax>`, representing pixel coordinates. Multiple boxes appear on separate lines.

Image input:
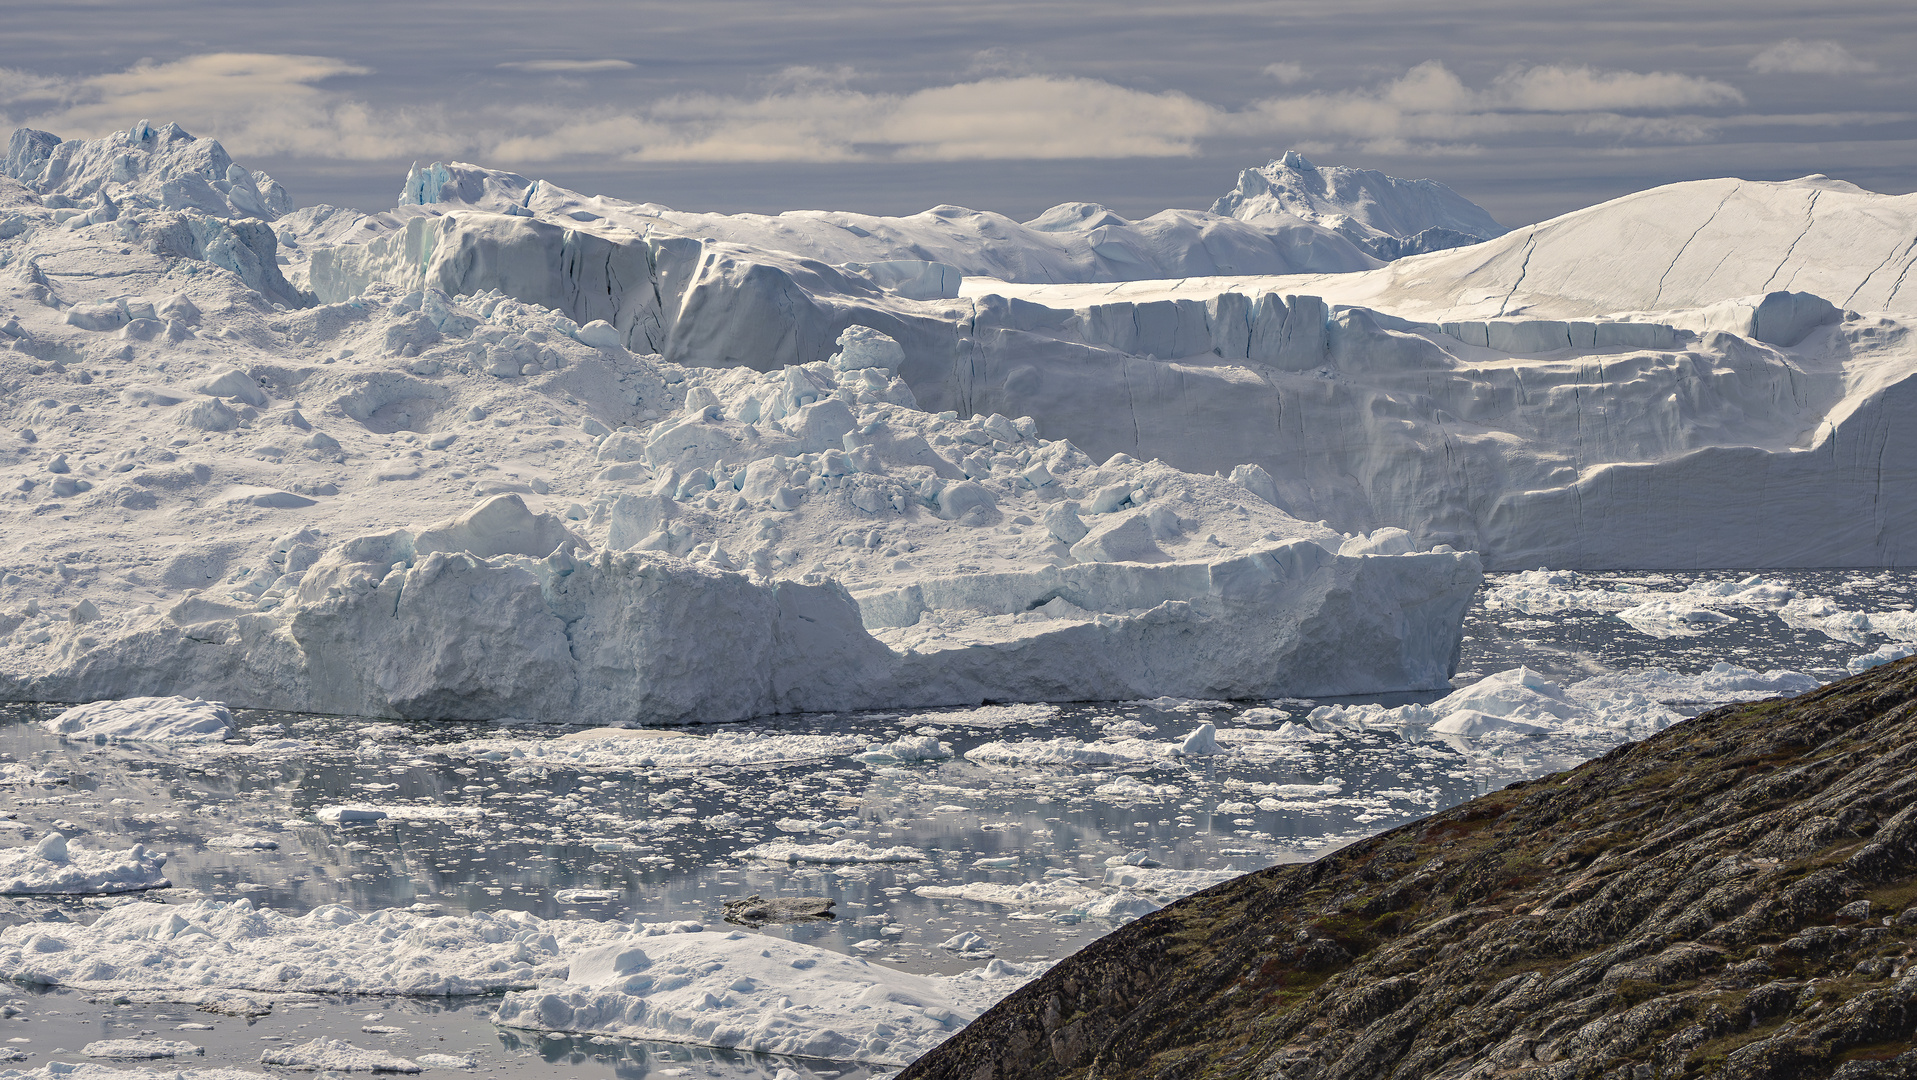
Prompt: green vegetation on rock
<box><xmin>903</xmin><ymin>658</ymin><xmax>1917</xmax><ymax>1080</ymax></box>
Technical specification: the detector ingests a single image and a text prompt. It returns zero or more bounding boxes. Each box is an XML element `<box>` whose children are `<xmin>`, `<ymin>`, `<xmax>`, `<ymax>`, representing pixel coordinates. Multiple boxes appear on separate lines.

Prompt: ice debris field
<box><xmin>0</xmin><ymin>118</ymin><xmax>1915</xmax><ymax>1075</ymax></box>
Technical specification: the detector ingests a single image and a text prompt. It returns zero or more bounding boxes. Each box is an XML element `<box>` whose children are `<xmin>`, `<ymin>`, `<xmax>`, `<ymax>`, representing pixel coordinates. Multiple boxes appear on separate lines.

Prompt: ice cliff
<box><xmin>0</xmin><ymin>184</ymin><xmax>1479</xmax><ymax>718</ymax></box>
<box><xmin>273</xmin><ymin>154</ymin><xmax>1917</xmax><ymax>568</ymax></box>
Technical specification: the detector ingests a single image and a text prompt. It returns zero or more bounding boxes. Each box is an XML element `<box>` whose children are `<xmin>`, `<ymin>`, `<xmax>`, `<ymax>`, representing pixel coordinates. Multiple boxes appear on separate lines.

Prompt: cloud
<box><xmin>496</xmin><ymin>59</ymin><xmax>635</xmax><ymax>74</ymax></box>
<box><xmin>1486</xmin><ymin>65</ymin><xmax>1744</xmax><ymax>111</ymax></box>
<box><xmin>493</xmin><ymin>75</ymin><xmax>1219</xmax><ymax>164</ymax></box>
<box><xmin>15</xmin><ymin>53</ymin><xmax>464</xmax><ymax>160</ymax></box>
<box><xmin>967</xmin><ymin>48</ymin><xmax>1037</xmax><ymax>77</ymax></box>
<box><xmin>1238</xmin><ymin>61</ymin><xmax>1747</xmax><ymax>150</ymax></box>
<box><xmin>1261</xmin><ymin>62</ymin><xmax>1308</xmax><ymax>86</ymax></box>
<box><xmin>1749</xmin><ymin>39</ymin><xmax>1877</xmax><ymax>76</ymax></box>
<box><xmin>6</xmin><ymin>52</ymin><xmax>1815</xmax><ymax>176</ymax></box>
<box><xmin>0</xmin><ymin>66</ymin><xmax>68</xmax><ymax>108</ymax></box>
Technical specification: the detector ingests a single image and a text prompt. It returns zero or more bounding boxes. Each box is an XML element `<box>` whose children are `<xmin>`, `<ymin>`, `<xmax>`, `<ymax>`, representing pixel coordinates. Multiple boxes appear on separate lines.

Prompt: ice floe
<box><xmin>44</xmin><ymin>698</ymin><xmax>234</xmax><ymax>743</ymax></box>
<box><xmin>0</xmin><ymin>834</ymin><xmax>167</xmax><ymax>895</ymax></box>
<box><xmin>80</xmin><ymin>1045</ymin><xmax>200</xmax><ymax>1062</ymax></box>
<box><xmin>258</xmin><ymin>1040</ymin><xmax>417</xmax><ymax>1073</ymax></box>
<box><xmin>738</xmin><ymin>840</ymin><xmax>925</xmax><ymax>865</ymax></box>
<box><xmin>490</xmin><ymin>928</ymin><xmax>1043</xmax><ymax>1065</ymax></box>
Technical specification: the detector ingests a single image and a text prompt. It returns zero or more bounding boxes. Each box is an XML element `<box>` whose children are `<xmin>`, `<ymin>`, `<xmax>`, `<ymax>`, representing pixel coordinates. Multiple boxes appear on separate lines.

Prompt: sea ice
<box><xmin>489</xmin><ymin>928</ymin><xmax>1043</xmax><ymax>1065</ymax></box>
<box><xmin>258</xmin><ymin>1040</ymin><xmax>418</xmax><ymax>1073</ymax></box>
<box><xmin>737</xmin><ymin>839</ymin><xmax>925</xmax><ymax>864</ymax></box>
<box><xmin>81</xmin><ymin>1043</ymin><xmax>201</xmax><ymax>1061</ymax></box>
<box><xmin>0</xmin><ymin>834</ymin><xmax>167</xmax><ymax>895</ymax></box>
<box><xmin>44</xmin><ymin>698</ymin><xmax>234</xmax><ymax>743</ymax></box>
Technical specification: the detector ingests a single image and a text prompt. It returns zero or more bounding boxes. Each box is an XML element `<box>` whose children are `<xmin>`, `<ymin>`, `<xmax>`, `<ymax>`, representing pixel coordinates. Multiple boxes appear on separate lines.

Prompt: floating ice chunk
<box><xmin>461</xmin><ymin>731</ymin><xmax>866</xmax><ymax>770</ymax></box>
<box><xmin>1434</xmin><ymin>666</ymin><xmax>1585</xmax><ymax>727</ymax></box>
<box><xmin>1849</xmin><ymin>644</ymin><xmax>1913</xmax><ymax>674</ymax></box>
<box><xmin>938</xmin><ymin>932</ymin><xmax>993</xmax><ymax>955</ymax></box>
<box><xmin>1175</xmin><ymin>723</ymin><xmax>1220</xmax><ymax>756</ymax></box>
<box><xmin>1614</xmin><ymin>598</ymin><xmax>1738</xmax><ymax>638</ymax></box>
<box><xmin>1427</xmin><ymin>709</ymin><xmax>1553</xmax><ymax>737</ymax></box>
<box><xmin>739</xmin><ymin>839</ymin><xmax>924</xmax><ymax>864</ymax></box>
<box><xmin>414</xmin><ymin>1054</ymin><xmax>477</xmax><ymax>1070</ymax></box>
<box><xmin>1102</xmin><ymin>865</ymin><xmax>1241</xmax><ymax>894</ymax></box>
<box><xmin>1092</xmin><ymin>775</ymin><xmax>1183</xmax><ymax>800</ymax></box>
<box><xmin>914</xmin><ymin>879</ymin><xmax>1102</xmax><ymax>909</ymax></box>
<box><xmin>315</xmin><ymin>807</ymin><xmax>387</xmax><ymax>823</ymax></box>
<box><xmin>261</xmin><ymin>1038</ymin><xmax>420</xmax><ymax>1072</ymax></box>
<box><xmin>207</xmin><ymin>835</ymin><xmax>280</xmax><ymax>850</ymax></box>
<box><xmin>554</xmin><ymin>889</ymin><xmax>622</xmax><ymax>904</ymax></box>
<box><xmin>492</xmin><ymin>929</ymin><xmax>1035</xmax><ymax>1065</ymax></box>
<box><xmin>83</xmin><ymin>1040</ymin><xmax>203</xmax><ymax>1059</ymax></box>
<box><xmin>0</xmin><ymin>835</ymin><xmax>167</xmax><ymax>895</ymax></box>
<box><xmin>855</xmin><ymin>735</ymin><xmax>952</xmax><ymax>763</ymax></box>
<box><xmin>966</xmin><ymin>738</ymin><xmax>1130</xmax><ymax>767</ymax></box>
<box><xmin>0</xmin><ymin>899</ymin><xmax>647</xmax><ymax>996</ymax></box>
<box><xmin>46</xmin><ymin>697</ymin><xmax>235</xmax><ymax>743</ymax></box>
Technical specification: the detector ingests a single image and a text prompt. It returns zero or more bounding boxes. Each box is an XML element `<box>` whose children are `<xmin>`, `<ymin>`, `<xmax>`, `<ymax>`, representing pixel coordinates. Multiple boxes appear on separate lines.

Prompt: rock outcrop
<box><xmin>904</xmin><ymin>657</ymin><xmax>1917</xmax><ymax>1080</ymax></box>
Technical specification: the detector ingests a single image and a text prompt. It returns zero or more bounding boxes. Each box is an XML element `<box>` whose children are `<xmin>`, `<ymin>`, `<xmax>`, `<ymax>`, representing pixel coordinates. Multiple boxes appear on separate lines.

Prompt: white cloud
<box><xmin>18</xmin><ymin>53</ymin><xmax>464</xmax><ymax>160</ymax></box>
<box><xmin>7</xmin><ymin>52</ymin><xmax>1828</xmax><ymax>175</ymax></box>
<box><xmin>492</xmin><ymin>75</ymin><xmax>1218</xmax><ymax>164</ymax></box>
<box><xmin>1749</xmin><ymin>39</ymin><xmax>1877</xmax><ymax>76</ymax></box>
<box><xmin>1237</xmin><ymin>61</ymin><xmax>1746</xmax><ymax>150</ymax></box>
<box><xmin>496</xmin><ymin>59</ymin><xmax>635</xmax><ymax>74</ymax></box>
<box><xmin>1486</xmin><ymin>64</ymin><xmax>1744</xmax><ymax>111</ymax></box>
<box><xmin>1261</xmin><ymin>62</ymin><xmax>1308</xmax><ymax>85</ymax></box>
<box><xmin>0</xmin><ymin>66</ymin><xmax>68</xmax><ymax>108</ymax></box>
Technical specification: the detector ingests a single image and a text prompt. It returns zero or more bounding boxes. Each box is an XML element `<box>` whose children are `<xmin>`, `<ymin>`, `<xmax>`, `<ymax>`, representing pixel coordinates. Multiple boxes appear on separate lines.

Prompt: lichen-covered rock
<box><xmin>904</xmin><ymin>656</ymin><xmax>1917</xmax><ymax>1080</ymax></box>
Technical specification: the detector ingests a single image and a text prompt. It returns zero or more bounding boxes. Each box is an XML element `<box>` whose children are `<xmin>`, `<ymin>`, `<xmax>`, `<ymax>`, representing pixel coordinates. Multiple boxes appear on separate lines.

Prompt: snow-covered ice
<box><xmin>80</xmin><ymin>1044</ymin><xmax>201</xmax><ymax>1062</ymax></box>
<box><xmin>490</xmin><ymin>929</ymin><xmax>1042</xmax><ymax>1065</ymax></box>
<box><xmin>0</xmin><ymin>899</ymin><xmax>621</xmax><ymax>995</ymax></box>
<box><xmin>257</xmin><ymin>1040</ymin><xmax>417</xmax><ymax>1073</ymax></box>
<box><xmin>738</xmin><ymin>840</ymin><xmax>925</xmax><ymax>865</ymax></box>
<box><xmin>0</xmin><ymin>129</ymin><xmax>1483</xmax><ymax>720</ymax></box>
<box><xmin>44</xmin><ymin>698</ymin><xmax>234</xmax><ymax>743</ymax></box>
<box><xmin>0</xmin><ymin>833</ymin><xmax>167</xmax><ymax>895</ymax></box>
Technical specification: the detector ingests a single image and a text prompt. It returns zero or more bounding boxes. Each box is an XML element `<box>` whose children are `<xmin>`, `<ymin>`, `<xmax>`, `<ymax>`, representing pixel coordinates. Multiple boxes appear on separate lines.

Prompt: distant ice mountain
<box><xmin>3</xmin><ymin>121</ymin><xmax>292</xmax><ymax>222</ymax></box>
<box><xmin>1211</xmin><ymin>151</ymin><xmax>1506</xmax><ymax>260</ymax></box>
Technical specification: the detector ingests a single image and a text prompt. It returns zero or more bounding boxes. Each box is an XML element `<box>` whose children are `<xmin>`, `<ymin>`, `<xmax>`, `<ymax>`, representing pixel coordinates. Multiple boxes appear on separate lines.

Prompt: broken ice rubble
<box><xmin>0</xmin><ymin>833</ymin><xmax>168</xmax><ymax>895</ymax></box>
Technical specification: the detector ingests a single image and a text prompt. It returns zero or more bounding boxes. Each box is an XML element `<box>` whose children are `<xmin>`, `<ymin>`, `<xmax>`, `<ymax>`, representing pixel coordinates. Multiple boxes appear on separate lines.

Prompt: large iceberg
<box><xmin>0</xmin><ymin>191</ymin><xmax>1478</xmax><ymax>719</ymax></box>
<box><xmin>233</xmin><ymin>143</ymin><xmax>1917</xmax><ymax>568</ymax></box>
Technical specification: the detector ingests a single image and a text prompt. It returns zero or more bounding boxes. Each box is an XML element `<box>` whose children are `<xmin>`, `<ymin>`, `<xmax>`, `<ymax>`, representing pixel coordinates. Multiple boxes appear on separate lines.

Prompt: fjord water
<box><xmin>0</xmin><ymin>568</ymin><xmax>1907</xmax><ymax>1078</ymax></box>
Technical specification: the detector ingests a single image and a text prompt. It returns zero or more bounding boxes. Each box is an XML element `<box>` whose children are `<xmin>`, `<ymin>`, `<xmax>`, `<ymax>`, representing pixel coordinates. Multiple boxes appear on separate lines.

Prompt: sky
<box><xmin>2</xmin><ymin>0</ymin><xmax>1912</xmax><ymax>227</ymax></box>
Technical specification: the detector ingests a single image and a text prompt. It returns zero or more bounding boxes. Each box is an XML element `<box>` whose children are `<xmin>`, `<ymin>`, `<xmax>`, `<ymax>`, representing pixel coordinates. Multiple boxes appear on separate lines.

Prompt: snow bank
<box><xmin>45</xmin><ymin>697</ymin><xmax>234</xmax><ymax>743</ymax></box>
<box><xmin>491</xmin><ymin>929</ymin><xmax>1041</xmax><ymax>1065</ymax></box>
<box><xmin>0</xmin><ymin>834</ymin><xmax>167</xmax><ymax>895</ymax></box>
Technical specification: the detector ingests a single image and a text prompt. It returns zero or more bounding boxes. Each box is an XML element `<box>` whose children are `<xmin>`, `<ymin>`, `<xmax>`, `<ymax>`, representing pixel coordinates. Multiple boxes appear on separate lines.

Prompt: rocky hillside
<box><xmin>902</xmin><ymin>658</ymin><xmax>1917</xmax><ymax>1080</ymax></box>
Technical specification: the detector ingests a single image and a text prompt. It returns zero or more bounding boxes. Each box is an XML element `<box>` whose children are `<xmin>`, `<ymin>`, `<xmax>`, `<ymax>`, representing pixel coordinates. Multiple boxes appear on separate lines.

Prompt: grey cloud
<box><xmin>496</xmin><ymin>59</ymin><xmax>636</xmax><ymax>73</ymax></box>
